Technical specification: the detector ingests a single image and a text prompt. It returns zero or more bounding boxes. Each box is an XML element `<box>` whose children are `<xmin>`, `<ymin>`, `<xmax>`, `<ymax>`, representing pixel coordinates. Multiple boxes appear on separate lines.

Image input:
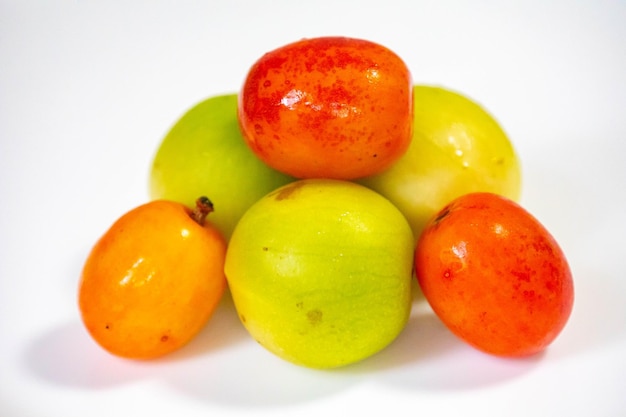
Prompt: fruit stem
<box><xmin>191</xmin><ymin>196</ymin><xmax>214</xmax><ymax>226</ymax></box>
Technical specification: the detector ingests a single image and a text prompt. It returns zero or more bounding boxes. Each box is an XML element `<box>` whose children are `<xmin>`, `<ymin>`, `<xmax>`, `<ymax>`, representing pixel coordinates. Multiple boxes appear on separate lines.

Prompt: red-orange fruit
<box><xmin>238</xmin><ymin>36</ymin><xmax>413</xmax><ymax>180</ymax></box>
<box><xmin>415</xmin><ymin>192</ymin><xmax>574</xmax><ymax>357</ymax></box>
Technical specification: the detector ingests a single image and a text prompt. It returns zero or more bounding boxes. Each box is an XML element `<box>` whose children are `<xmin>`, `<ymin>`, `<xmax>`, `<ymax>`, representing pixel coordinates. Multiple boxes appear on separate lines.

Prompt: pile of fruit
<box><xmin>78</xmin><ymin>36</ymin><xmax>574</xmax><ymax>369</ymax></box>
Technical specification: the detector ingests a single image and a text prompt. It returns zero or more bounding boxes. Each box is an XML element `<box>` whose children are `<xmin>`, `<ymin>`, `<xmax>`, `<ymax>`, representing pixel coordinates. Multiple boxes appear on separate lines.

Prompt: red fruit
<box><xmin>415</xmin><ymin>192</ymin><xmax>574</xmax><ymax>357</ymax></box>
<box><xmin>238</xmin><ymin>36</ymin><xmax>413</xmax><ymax>180</ymax></box>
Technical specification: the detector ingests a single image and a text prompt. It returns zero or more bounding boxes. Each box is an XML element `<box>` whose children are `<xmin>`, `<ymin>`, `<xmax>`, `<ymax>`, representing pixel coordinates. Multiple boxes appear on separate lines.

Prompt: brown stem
<box><xmin>190</xmin><ymin>196</ymin><xmax>214</xmax><ymax>226</ymax></box>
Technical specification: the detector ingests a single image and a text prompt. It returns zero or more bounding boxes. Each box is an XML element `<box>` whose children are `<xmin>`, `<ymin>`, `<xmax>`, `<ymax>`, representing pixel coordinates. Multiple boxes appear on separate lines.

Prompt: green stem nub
<box><xmin>191</xmin><ymin>196</ymin><xmax>214</xmax><ymax>226</ymax></box>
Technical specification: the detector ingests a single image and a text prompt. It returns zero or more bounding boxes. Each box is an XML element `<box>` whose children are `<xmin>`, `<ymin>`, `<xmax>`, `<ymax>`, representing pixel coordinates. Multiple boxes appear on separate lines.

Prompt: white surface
<box><xmin>1</xmin><ymin>1</ymin><xmax>625</xmax><ymax>416</ymax></box>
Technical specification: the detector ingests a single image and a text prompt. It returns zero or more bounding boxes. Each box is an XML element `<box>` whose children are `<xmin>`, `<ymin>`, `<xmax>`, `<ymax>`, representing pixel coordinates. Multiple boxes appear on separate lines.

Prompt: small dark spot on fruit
<box><xmin>512</xmin><ymin>270</ymin><xmax>531</xmax><ymax>282</ymax></box>
<box><xmin>307</xmin><ymin>309</ymin><xmax>323</xmax><ymax>325</ymax></box>
<box><xmin>263</xmin><ymin>80</ymin><xmax>271</xmax><ymax>88</ymax></box>
<box><xmin>296</xmin><ymin>302</ymin><xmax>303</xmax><ymax>310</ymax></box>
<box><xmin>240</xmin><ymin>314</ymin><xmax>246</xmax><ymax>323</ymax></box>
<box><xmin>262</xmin><ymin>246</ymin><xmax>268</xmax><ymax>251</ymax></box>
<box><xmin>161</xmin><ymin>335</ymin><xmax>169</xmax><ymax>342</ymax></box>
<box><xmin>105</xmin><ymin>324</ymin><xmax>111</xmax><ymax>330</ymax></box>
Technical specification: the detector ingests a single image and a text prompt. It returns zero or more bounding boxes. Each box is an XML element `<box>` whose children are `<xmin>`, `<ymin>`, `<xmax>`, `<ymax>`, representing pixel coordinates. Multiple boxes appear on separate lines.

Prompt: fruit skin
<box><xmin>150</xmin><ymin>93</ymin><xmax>294</xmax><ymax>240</ymax></box>
<box><xmin>415</xmin><ymin>192</ymin><xmax>574</xmax><ymax>357</ymax></box>
<box><xmin>78</xmin><ymin>199</ymin><xmax>227</xmax><ymax>359</ymax></box>
<box><xmin>225</xmin><ymin>179</ymin><xmax>414</xmax><ymax>369</ymax></box>
<box><xmin>359</xmin><ymin>85</ymin><xmax>522</xmax><ymax>239</ymax></box>
<box><xmin>238</xmin><ymin>36</ymin><xmax>413</xmax><ymax>180</ymax></box>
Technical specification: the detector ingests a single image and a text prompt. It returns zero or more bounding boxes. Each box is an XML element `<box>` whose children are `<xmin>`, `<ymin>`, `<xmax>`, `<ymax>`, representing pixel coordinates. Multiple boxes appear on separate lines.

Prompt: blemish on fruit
<box><xmin>273</xmin><ymin>181</ymin><xmax>305</xmax><ymax>201</ymax></box>
<box><xmin>160</xmin><ymin>335</ymin><xmax>169</xmax><ymax>343</ymax></box>
<box><xmin>240</xmin><ymin>314</ymin><xmax>246</xmax><ymax>323</ymax></box>
<box><xmin>307</xmin><ymin>309</ymin><xmax>323</xmax><ymax>326</ymax></box>
<box><xmin>433</xmin><ymin>205</ymin><xmax>451</xmax><ymax>224</ymax></box>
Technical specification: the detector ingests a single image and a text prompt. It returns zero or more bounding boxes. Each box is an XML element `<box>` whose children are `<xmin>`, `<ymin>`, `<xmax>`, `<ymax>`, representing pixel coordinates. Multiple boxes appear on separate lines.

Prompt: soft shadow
<box><xmin>342</xmin><ymin>297</ymin><xmax>461</xmax><ymax>375</ymax></box>
<box><xmin>378</xmin><ymin>346</ymin><xmax>545</xmax><ymax>392</ymax></box>
<box><xmin>167</xmin><ymin>342</ymin><xmax>360</xmax><ymax>408</ymax></box>
<box><xmin>160</xmin><ymin>290</ymin><xmax>249</xmax><ymax>362</ymax></box>
<box><xmin>23</xmin><ymin>320</ymin><xmax>152</xmax><ymax>388</ymax></box>
<box><xmin>340</xmin><ymin>295</ymin><xmax>544</xmax><ymax>391</ymax></box>
<box><xmin>22</xmin><ymin>290</ymin><xmax>249</xmax><ymax>389</ymax></box>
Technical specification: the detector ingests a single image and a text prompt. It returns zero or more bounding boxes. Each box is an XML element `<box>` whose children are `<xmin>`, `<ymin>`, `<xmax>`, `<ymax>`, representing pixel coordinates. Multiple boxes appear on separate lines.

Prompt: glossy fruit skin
<box><xmin>78</xmin><ymin>199</ymin><xmax>227</xmax><ymax>359</ymax></box>
<box><xmin>359</xmin><ymin>85</ymin><xmax>521</xmax><ymax>239</ymax></box>
<box><xmin>150</xmin><ymin>94</ymin><xmax>294</xmax><ymax>240</ymax></box>
<box><xmin>415</xmin><ymin>192</ymin><xmax>574</xmax><ymax>357</ymax></box>
<box><xmin>225</xmin><ymin>179</ymin><xmax>414</xmax><ymax>369</ymax></box>
<box><xmin>238</xmin><ymin>36</ymin><xmax>413</xmax><ymax>180</ymax></box>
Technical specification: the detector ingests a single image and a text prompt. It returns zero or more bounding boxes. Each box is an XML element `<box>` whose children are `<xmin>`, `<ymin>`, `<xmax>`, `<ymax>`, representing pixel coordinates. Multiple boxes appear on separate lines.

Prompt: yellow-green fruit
<box><xmin>150</xmin><ymin>94</ymin><xmax>294</xmax><ymax>240</ymax></box>
<box><xmin>359</xmin><ymin>85</ymin><xmax>522</xmax><ymax>239</ymax></box>
<box><xmin>225</xmin><ymin>179</ymin><xmax>414</xmax><ymax>369</ymax></box>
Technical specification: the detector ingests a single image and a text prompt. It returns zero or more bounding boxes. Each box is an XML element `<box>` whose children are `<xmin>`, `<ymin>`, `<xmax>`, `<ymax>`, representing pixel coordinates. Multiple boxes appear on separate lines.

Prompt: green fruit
<box><xmin>150</xmin><ymin>94</ymin><xmax>294</xmax><ymax>240</ymax></box>
<box><xmin>225</xmin><ymin>179</ymin><xmax>414</xmax><ymax>369</ymax></box>
<box><xmin>358</xmin><ymin>85</ymin><xmax>522</xmax><ymax>239</ymax></box>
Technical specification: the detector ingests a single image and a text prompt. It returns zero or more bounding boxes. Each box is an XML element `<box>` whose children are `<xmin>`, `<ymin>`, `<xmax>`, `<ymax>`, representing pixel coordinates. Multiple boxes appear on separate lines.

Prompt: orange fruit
<box><xmin>78</xmin><ymin>197</ymin><xmax>226</xmax><ymax>359</ymax></box>
<box><xmin>415</xmin><ymin>192</ymin><xmax>574</xmax><ymax>357</ymax></box>
<box><xmin>238</xmin><ymin>36</ymin><xmax>413</xmax><ymax>180</ymax></box>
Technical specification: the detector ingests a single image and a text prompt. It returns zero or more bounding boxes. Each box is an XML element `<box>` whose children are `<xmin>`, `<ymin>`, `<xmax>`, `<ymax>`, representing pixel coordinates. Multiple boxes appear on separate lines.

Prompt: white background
<box><xmin>2</xmin><ymin>1</ymin><xmax>625</xmax><ymax>416</ymax></box>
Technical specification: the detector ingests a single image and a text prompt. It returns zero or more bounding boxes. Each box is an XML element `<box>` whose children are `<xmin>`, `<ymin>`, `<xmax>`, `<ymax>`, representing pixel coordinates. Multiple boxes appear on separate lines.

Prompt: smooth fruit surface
<box><xmin>78</xmin><ymin>198</ymin><xmax>227</xmax><ymax>359</ymax></box>
<box><xmin>150</xmin><ymin>94</ymin><xmax>294</xmax><ymax>240</ymax></box>
<box><xmin>238</xmin><ymin>36</ymin><xmax>413</xmax><ymax>180</ymax></box>
<box><xmin>359</xmin><ymin>85</ymin><xmax>521</xmax><ymax>239</ymax></box>
<box><xmin>225</xmin><ymin>179</ymin><xmax>414</xmax><ymax>369</ymax></box>
<box><xmin>415</xmin><ymin>192</ymin><xmax>574</xmax><ymax>357</ymax></box>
